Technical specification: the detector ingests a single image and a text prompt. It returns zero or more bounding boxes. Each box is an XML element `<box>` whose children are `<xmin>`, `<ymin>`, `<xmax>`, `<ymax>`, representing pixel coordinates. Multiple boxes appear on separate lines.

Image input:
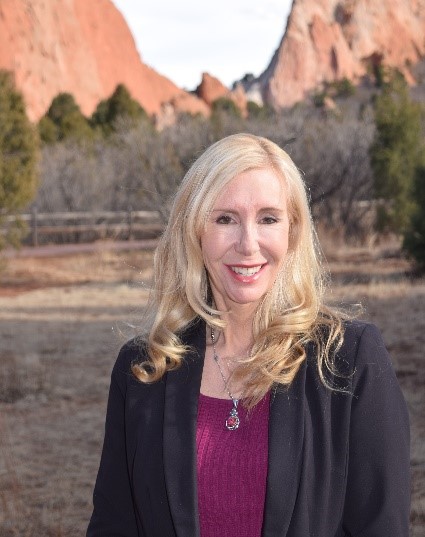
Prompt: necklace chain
<box><xmin>210</xmin><ymin>328</ymin><xmax>238</xmax><ymax>401</ymax></box>
<box><xmin>211</xmin><ymin>327</ymin><xmax>241</xmax><ymax>431</ymax></box>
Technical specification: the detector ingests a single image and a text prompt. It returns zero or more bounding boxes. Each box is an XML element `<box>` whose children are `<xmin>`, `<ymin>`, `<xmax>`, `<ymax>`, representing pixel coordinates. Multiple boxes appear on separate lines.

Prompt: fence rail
<box><xmin>3</xmin><ymin>208</ymin><xmax>163</xmax><ymax>246</ymax></box>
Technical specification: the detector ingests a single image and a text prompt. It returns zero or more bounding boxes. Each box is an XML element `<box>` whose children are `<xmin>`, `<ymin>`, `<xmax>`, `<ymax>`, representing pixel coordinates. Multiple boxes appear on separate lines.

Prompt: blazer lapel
<box><xmin>163</xmin><ymin>320</ymin><xmax>206</xmax><ymax>537</ymax></box>
<box><xmin>262</xmin><ymin>361</ymin><xmax>306</xmax><ymax>537</ymax></box>
<box><xmin>162</xmin><ymin>318</ymin><xmax>306</xmax><ymax>537</ymax></box>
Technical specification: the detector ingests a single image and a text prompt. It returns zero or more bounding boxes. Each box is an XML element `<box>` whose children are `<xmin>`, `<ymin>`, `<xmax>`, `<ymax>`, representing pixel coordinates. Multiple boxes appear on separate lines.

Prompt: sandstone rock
<box><xmin>155</xmin><ymin>93</ymin><xmax>211</xmax><ymax>130</ymax></box>
<box><xmin>0</xmin><ymin>0</ymin><xmax>207</xmax><ymax>121</ymax></box>
<box><xmin>196</xmin><ymin>72</ymin><xmax>229</xmax><ymax>106</ymax></box>
<box><xmin>169</xmin><ymin>91</ymin><xmax>210</xmax><ymax>116</ymax></box>
<box><xmin>253</xmin><ymin>0</ymin><xmax>425</xmax><ymax>109</ymax></box>
<box><xmin>196</xmin><ymin>72</ymin><xmax>247</xmax><ymax>116</ymax></box>
<box><xmin>231</xmin><ymin>83</ymin><xmax>248</xmax><ymax>116</ymax></box>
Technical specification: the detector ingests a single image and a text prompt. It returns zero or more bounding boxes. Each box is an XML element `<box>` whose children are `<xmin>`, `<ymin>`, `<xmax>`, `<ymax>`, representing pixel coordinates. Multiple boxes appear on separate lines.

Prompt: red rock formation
<box><xmin>196</xmin><ymin>73</ymin><xmax>229</xmax><ymax>106</ymax></box>
<box><xmin>196</xmin><ymin>73</ymin><xmax>247</xmax><ymax>116</ymax></box>
<box><xmin>0</xmin><ymin>0</ymin><xmax>208</xmax><ymax>121</ymax></box>
<box><xmin>231</xmin><ymin>83</ymin><xmax>248</xmax><ymax>115</ymax></box>
<box><xmin>254</xmin><ymin>0</ymin><xmax>425</xmax><ymax>109</ymax></box>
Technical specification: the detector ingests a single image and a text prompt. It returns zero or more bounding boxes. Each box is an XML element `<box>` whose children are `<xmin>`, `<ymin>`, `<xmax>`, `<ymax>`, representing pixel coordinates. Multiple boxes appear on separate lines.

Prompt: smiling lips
<box><xmin>229</xmin><ymin>264</ymin><xmax>264</xmax><ymax>277</ymax></box>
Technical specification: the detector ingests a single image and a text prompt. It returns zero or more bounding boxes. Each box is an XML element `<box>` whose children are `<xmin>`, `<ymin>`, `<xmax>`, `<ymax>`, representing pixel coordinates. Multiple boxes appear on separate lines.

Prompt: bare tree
<box><xmin>33</xmin><ymin>100</ymin><xmax>376</xmax><ymax>242</ymax></box>
<box><xmin>37</xmin><ymin>141</ymin><xmax>110</xmax><ymax>212</ymax></box>
<box><xmin>244</xmin><ymin>103</ymin><xmax>375</xmax><ymax>241</ymax></box>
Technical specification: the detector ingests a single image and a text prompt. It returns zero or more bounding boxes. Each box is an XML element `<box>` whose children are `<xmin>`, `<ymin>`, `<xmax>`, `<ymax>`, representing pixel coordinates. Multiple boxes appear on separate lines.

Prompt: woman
<box><xmin>87</xmin><ymin>133</ymin><xmax>410</xmax><ymax>537</ymax></box>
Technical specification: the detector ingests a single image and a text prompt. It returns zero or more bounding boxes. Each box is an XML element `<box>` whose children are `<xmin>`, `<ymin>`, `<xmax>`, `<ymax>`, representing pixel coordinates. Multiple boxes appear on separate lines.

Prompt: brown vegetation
<box><xmin>33</xmin><ymin>103</ymin><xmax>376</xmax><ymax>243</ymax></box>
<box><xmin>0</xmin><ymin>245</ymin><xmax>424</xmax><ymax>535</ymax></box>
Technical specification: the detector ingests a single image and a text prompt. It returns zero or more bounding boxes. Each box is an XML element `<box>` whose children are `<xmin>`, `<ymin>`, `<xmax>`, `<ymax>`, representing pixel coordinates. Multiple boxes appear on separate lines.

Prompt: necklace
<box><xmin>210</xmin><ymin>328</ymin><xmax>240</xmax><ymax>431</ymax></box>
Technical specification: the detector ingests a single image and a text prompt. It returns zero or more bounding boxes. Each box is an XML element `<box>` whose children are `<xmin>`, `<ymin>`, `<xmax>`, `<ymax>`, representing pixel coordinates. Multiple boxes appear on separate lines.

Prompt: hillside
<box><xmin>244</xmin><ymin>0</ymin><xmax>425</xmax><ymax>108</ymax></box>
<box><xmin>0</xmin><ymin>0</ymin><xmax>208</xmax><ymax>120</ymax></box>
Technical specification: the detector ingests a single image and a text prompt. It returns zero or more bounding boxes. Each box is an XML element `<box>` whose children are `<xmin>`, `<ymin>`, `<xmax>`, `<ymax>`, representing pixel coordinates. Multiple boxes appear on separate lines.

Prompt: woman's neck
<box><xmin>213</xmin><ymin>314</ymin><xmax>254</xmax><ymax>358</ymax></box>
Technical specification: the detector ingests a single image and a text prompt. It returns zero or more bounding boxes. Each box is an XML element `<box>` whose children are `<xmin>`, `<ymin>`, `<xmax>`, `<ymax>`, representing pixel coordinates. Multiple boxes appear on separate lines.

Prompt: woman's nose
<box><xmin>235</xmin><ymin>223</ymin><xmax>259</xmax><ymax>256</ymax></box>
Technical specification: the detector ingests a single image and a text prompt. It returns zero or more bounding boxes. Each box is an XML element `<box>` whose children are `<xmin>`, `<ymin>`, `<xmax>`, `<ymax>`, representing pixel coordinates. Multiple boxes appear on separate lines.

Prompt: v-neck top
<box><xmin>196</xmin><ymin>392</ymin><xmax>271</xmax><ymax>537</ymax></box>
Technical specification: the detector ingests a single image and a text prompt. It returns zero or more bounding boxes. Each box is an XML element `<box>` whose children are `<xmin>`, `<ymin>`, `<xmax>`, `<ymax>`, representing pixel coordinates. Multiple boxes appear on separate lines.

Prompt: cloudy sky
<box><xmin>112</xmin><ymin>0</ymin><xmax>293</xmax><ymax>90</ymax></box>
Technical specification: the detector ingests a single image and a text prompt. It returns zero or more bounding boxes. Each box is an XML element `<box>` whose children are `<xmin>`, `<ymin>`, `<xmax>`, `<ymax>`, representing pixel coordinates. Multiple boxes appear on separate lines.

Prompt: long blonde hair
<box><xmin>132</xmin><ymin>133</ymin><xmax>344</xmax><ymax>405</ymax></box>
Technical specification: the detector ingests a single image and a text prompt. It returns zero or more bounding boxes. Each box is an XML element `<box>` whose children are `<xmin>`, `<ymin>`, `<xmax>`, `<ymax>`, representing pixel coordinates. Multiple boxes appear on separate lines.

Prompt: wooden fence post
<box><xmin>127</xmin><ymin>206</ymin><xmax>133</xmax><ymax>241</ymax></box>
<box><xmin>31</xmin><ymin>206</ymin><xmax>38</xmax><ymax>246</ymax></box>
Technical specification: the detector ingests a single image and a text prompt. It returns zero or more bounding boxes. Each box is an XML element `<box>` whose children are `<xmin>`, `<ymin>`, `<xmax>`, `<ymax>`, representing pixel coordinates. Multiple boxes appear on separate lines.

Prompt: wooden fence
<box><xmin>3</xmin><ymin>208</ymin><xmax>163</xmax><ymax>246</ymax></box>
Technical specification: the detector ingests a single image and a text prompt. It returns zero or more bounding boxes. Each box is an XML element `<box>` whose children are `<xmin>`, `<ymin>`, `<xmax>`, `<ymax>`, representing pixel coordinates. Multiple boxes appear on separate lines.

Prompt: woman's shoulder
<box><xmin>112</xmin><ymin>337</ymin><xmax>148</xmax><ymax>377</ymax></box>
<box><xmin>313</xmin><ymin>318</ymin><xmax>385</xmax><ymax>361</ymax></box>
<box><xmin>336</xmin><ymin>320</ymin><xmax>399</xmax><ymax>390</ymax></box>
<box><xmin>339</xmin><ymin>320</ymin><xmax>388</xmax><ymax>362</ymax></box>
<box><xmin>342</xmin><ymin>319</ymin><xmax>382</xmax><ymax>351</ymax></box>
<box><xmin>307</xmin><ymin>319</ymin><xmax>393</xmax><ymax>386</ymax></box>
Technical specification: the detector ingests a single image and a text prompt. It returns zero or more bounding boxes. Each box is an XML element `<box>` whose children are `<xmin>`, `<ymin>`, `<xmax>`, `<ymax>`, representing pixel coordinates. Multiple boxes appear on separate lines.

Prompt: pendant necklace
<box><xmin>210</xmin><ymin>328</ymin><xmax>241</xmax><ymax>431</ymax></box>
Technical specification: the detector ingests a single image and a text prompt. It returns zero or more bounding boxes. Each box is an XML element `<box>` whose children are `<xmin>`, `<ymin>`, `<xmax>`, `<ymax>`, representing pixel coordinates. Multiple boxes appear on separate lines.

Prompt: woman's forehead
<box><xmin>212</xmin><ymin>168</ymin><xmax>287</xmax><ymax>208</ymax></box>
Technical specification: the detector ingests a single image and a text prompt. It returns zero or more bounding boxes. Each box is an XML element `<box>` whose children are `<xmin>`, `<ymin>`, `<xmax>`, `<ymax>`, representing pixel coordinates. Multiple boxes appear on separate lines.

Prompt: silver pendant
<box><xmin>225</xmin><ymin>399</ymin><xmax>240</xmax><ymax>430</ymax></box>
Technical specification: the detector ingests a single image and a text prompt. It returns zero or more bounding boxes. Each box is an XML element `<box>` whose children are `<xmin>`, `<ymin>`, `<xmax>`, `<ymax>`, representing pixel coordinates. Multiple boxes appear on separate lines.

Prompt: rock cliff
<box><xmin>195</xmin><ymin>73</ymin><xmax>247</xmax><ymax>116</ymax></box>
<box><xmin>250</xmin><ymin>0</ymin><xmax>425</xmax><ymax>108</ymax></box>
<box><xmin>0</xmin><ymin>0</ymin><xmax>208</xmax><ymax>121</ymax></box>
<box><xmin>3</xmin><ymin>0</ymin><xmax>424</xmax><ymax>120</ymax></box>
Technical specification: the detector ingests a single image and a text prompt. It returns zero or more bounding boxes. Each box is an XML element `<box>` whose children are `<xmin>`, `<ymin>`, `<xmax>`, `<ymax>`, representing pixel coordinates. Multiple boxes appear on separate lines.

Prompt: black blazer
<box><xmin>87</xmin><ymin>320</ymin><xmax>410</xmax><ymax>537</ymax></box>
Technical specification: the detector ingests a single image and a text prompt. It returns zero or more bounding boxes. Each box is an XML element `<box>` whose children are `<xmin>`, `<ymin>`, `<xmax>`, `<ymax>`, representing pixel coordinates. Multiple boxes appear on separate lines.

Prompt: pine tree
<box><xmin>90</xmin><ymin>84</ymin><xmax>149</xmax><ymax>136</ymax></box>
<box><xmin>370</xmin><ymin>71</ymin><xmax>424</xmax><ymax>232</ymax></box>
<box><xmin>403</xmin><ymin>164</ymin><xmax>425</xmax><ymax>268</ymax></box>
<box><xmin>39</xmin><ymin>92</ymin><xmax>93</xmax><ymax>143</ymax></box>
<box><xmin>0</xmin><ymin>70</ymin><xmax>39</xmax><ymax>248</ymax></box>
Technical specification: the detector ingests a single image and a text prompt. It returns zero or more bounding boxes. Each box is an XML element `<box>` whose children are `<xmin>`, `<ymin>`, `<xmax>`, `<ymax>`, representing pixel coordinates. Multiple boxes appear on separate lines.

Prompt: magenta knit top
<box><xmin>196</xmin><ymin>392</ymin><xmax>271</xmax><ymax>537</ymax></box>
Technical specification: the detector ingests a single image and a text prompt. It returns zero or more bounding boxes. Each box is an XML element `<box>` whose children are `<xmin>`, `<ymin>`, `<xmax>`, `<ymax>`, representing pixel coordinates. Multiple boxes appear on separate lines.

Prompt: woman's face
<box><xmin>201</xmin><ymin>167</ymin><xmax>290</xmax><ymax>313</ymax></box>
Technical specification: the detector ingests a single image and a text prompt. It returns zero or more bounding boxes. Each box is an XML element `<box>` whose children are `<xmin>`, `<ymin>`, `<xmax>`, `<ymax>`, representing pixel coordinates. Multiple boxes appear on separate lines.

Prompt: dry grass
<box><xmin>0</xmin><ymin>245</ymin><xmax>424</xmax><ymax>536</ymax></box>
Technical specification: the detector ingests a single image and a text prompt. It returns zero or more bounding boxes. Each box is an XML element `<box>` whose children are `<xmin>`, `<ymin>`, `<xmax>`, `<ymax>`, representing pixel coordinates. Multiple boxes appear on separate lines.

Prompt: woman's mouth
<box><xmin>229</xmin><ymin>265</ymin><xmax>263</xmax><ymax>276</ymax></box>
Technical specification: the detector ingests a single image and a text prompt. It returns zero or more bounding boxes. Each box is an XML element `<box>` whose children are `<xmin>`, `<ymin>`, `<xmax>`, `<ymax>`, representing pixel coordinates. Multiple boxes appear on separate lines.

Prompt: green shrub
<box><xmin>39</xmin><ymin>92</ymin><xmax>93</xmax><ymax>143</ymax></box>
<box><xmin>0</xmin><ymin>70</ymin><xmax>39</xmax><ymax>248</ymax></box>
<box><xmin>370</xmin><ymin>72</ymin><xmax>424</xmax><ymax>232</ymax></box>
<box><xmin>211</xmin><ymin>97</ymin><xmax>241</xmax><ymax>118</ymax></box>
<box><xmin>312</xmin><ymin>91</ymin><xmax>326</xmax><ymax>107</ymax></box>
<box><xmin>331</xmin><ymin>77</ymin><xmax>355</xmax><ymax>97</ymax></box>
<box><xmin>91</xmin><ymin>84</ymin><xmax>149</xmax><ymax>136</ymax></box>
<box><xmin>247</xmin><ymin>100</ymin><xmax>274</xmax><ymax>119</ymax></box>
<box><xmin>403</xmin><ymin>164</ymin><xmax>425</xmax><ymax>268</ymax></box>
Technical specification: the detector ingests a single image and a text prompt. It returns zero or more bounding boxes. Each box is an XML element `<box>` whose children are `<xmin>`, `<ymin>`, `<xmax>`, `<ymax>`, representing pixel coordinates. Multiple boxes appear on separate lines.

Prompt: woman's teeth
<box><xmin>231</xmin><ymin>265</ymin><xmax>262</xmax><ymax>276</ymax></box>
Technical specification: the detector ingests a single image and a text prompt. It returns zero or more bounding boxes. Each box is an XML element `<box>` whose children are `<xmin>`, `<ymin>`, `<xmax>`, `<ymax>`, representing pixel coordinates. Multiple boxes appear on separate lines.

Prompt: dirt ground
<box><xmin>0</xmin><ymin>245</ymin><xmax>424</xmax><ymax>536</ymax></box>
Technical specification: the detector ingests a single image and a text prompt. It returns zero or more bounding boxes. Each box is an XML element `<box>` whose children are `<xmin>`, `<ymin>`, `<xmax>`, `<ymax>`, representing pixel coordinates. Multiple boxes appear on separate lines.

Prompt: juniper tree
<box><xmin>370</xmin><ymin>72</ymin><xmax>424</xmax><ymax>232</ymax></box>
<box><xmin>0</xmin><ymin>70</ymin><xmax>39</xmax><ymax>248</ymax></box>
<box><xmin>39</xmin><ymin>92</ymin><xmax>93</xmax><ymax>143</ymax></box>
<box><xmin>91</xmin><ymin>84</ymin><xmax>149</xmax><ymax>136</ymax></box>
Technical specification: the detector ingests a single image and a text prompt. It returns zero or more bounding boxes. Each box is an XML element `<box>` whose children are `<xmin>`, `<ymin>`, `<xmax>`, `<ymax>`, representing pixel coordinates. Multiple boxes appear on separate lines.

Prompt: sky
<box><xmin>112</xmin><ymin>0</ymin><xmax>293</xmax><ymax>90</ymax></box>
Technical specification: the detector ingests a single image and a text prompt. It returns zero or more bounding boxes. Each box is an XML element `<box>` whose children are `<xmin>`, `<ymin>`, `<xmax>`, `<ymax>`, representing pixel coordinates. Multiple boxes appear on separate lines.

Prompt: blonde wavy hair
<box><xmin>132</xmin><ymin>133</ymin><xmax>344</xmax><ymax>406</ymax></box>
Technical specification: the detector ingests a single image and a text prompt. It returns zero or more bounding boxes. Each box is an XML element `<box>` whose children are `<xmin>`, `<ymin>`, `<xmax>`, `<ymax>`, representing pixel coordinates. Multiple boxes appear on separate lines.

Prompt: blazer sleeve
<box><xmin>86</xmin><ymin>344</ymin><xmax>139</xmax><ymax>537</ymax></box>
<box><xmin>342</xmin><ymin>323</ymin><xmax>411</xmax><ymax>536</ymax></box>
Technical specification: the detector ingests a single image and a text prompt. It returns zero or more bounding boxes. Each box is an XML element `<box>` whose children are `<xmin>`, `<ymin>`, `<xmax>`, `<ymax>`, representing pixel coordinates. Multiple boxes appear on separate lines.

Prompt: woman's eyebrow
<box><xmin>211</xmin><ymin>206</ymin><xmax>285</xmax><ymax>213</ymax></box>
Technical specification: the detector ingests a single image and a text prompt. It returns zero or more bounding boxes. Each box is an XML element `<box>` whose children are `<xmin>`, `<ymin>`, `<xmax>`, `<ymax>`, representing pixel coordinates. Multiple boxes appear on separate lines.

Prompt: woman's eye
<box><xmin>261</xmin><ymin>216</ymin><xmax>278</xmax><ymax>224</ymax></box>
<box><xmin>216</xmin><ymin>215</ymin><xmax>233</xmax><ymax>224</ymax></box>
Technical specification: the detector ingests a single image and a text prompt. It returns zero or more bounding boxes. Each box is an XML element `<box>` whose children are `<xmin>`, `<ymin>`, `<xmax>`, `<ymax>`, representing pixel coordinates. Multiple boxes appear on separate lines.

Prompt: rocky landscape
<box><xmin>247</xmin><ymin>0</ymin><xmax>425</xmax><ymax>107</ymax></box>
<box><xmin>1</xmin><ymin>0</ymin><xmax>424</xmax><ymax>120</ymax></box>
<box><xmin>1</xmin><ymin>2</ymin><xmax>425</xmax><ymax>533</ymax></box>
<box><xmin>0</xmin><ymin>0</ymin><xmax>208</xmax><ymax>120</ymax></box>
